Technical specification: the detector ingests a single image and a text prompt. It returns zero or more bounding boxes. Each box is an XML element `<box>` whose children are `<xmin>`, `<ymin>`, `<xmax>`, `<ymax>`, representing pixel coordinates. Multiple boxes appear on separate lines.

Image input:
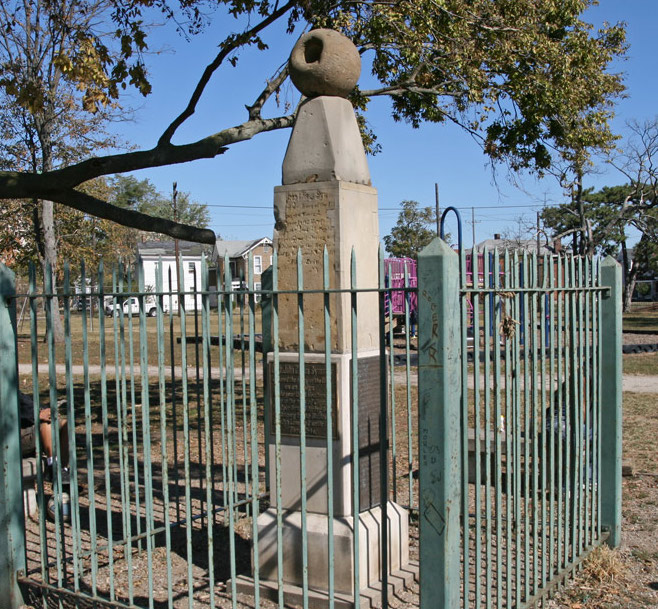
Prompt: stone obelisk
<box><xmin>251</xmin><ymin>29</ymin><xmax>411</xmax><ymax>606</ymax></box>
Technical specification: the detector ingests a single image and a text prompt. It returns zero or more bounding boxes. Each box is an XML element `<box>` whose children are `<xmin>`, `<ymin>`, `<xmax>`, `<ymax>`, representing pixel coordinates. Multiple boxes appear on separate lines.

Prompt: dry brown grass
<box><xmin>548</xmin><ymin>392</ymin><xmax>658</xmax><ymax>608</ymax></box>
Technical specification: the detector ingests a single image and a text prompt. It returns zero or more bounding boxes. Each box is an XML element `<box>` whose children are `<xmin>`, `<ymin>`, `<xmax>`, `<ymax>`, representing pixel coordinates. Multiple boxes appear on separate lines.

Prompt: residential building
<box><xmin>470</xmin><ymin>233</ymin><xmax>557</xmax><ymax>255</ymax></box>
<box><xmin>137</xmin><ymin>240</ymin><xmax>213</xmax><ymax>311</ymax></box>
<box><xmin>213</xmin><ymin>237</ymin><xmax>273</xmax><ymax>295</ymax></box>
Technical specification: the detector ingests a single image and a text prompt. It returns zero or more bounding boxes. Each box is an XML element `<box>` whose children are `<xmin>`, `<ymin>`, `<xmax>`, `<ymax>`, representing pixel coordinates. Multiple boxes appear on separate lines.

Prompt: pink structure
<box><xmin>384</xmin><ymin>257</ymin><xmax>417</xmax><ymax>316</ymax></box>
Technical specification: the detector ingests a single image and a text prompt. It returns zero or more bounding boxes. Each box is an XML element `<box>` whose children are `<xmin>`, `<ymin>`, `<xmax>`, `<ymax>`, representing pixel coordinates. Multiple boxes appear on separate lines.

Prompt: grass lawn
<box><xmin>16</xmin><ymin>308</ymin><xmax>262</xmax><ymax>369</ymax></box>
<box><xmin>624</xmin><ymin>352</ymin><xmax>658</xmax><ymax>376</ymax></box>
<box><xmin>624</xmin><ymin>304</ymin><xmax>658</xmax><ymax>333</ymax></box>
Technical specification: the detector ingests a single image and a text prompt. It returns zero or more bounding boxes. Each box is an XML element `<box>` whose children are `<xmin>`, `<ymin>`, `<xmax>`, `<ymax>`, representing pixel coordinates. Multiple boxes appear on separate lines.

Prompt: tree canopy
<box><xmin>0</xmin><ymin>175</ymin><xmax>211</xmax><ymax>274</ymax></box>
<box><xmin>0</xmin><ymin>0</ymin><xmax>627</xmax><ymax>243</ymax></box>
<box><xmin>109</xmin><ymin>176</ymin><xmax>211</xmax><ymax>230</ymax></box>
<box><xmin>541</xmin><ymin>118</ymin><xmax>658</xmax><ymax>310</ymax></box>
<box><xmin>383</xmin><ymin>200</ymin><xmax>437</xmax><ymax>259</ymax></box>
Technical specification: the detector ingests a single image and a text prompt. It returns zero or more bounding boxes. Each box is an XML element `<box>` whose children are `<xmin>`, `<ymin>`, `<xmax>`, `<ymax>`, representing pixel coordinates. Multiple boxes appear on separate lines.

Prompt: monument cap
<box><xmin>289</xmin><ymin>29</ymin><xmax>361</xmax><ymax>98</ymax></box>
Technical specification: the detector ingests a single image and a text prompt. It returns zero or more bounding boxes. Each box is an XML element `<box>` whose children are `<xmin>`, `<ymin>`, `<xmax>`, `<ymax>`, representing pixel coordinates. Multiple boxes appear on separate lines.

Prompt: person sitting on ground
<box><xmin>19</xmin><ymin>390</ymin><xmax>70</xmax><ymax>485</ymax></box>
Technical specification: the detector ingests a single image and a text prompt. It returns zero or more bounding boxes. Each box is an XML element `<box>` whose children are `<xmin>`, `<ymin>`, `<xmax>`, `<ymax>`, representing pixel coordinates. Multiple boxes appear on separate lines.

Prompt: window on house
<box><xmin>254</xmin><ymin>281</ymin><xmax>262</xmax><ymax>303</ymax></box>
<box><xmin>188</xmin><ymin>262</ymin><xmax>195</xmax><ymax>273</ymax></box>
<box><xmin>253</xmin><ymin>256</ymin><xmax>263</xmax><ymax>275</ymax></box>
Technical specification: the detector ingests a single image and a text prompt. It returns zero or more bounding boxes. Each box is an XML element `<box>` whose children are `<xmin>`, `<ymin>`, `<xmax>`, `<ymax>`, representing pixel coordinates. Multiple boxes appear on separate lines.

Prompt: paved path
<box><xmin>622</xmin><ymin>374</ymin><xmax>658</xmax><ymax>393</ymax></box>
<box><xmin>392</xmin><ymin>370</ymin><xmax>658</xmax><ymax>393</ymax></box>
<box><xmin>19</xmin><ymin>364</ymin><xmax>658</xmax><ymax>393</ymax></box>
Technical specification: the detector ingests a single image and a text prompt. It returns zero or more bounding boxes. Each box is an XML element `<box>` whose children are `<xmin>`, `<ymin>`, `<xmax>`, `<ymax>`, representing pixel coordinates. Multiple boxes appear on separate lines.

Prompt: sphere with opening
<box><xmin>289</xmin><ymin>29</ymin><xmax>361</xmax><ymax>98</ymax></box>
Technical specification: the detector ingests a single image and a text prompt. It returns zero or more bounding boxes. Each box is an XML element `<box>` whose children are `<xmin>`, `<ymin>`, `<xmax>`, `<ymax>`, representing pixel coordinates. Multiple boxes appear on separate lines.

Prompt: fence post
<box><xmin>0</xmin><ymin>264</ymin><xmax>26</xmax><ymax>608</ymax></box>
<box><xmin>418</xmin><ymin>238</ymin><xmax>461</xmax><ymax>608</ymax></box>
<box><xmin>600</xmin><ymin>256</ymin><xmax>622</xmax><ymax>548</ymax></box>
<box><xmin>260</xmin><ymin>266</ymin><xmax>272</xmax><ymax>492</ymax></box>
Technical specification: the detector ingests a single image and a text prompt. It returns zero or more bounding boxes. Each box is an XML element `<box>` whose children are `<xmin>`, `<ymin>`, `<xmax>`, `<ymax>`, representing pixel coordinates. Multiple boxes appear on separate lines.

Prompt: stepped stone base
<box><xmin>233</xmin><ymin>502</ymin><xmax>412</xmax><ymax>607</ymax></box>
<box><xmin>234</xmin><ymin>560</ymin><xmax>418</xmax><ymax>609</ymax></box>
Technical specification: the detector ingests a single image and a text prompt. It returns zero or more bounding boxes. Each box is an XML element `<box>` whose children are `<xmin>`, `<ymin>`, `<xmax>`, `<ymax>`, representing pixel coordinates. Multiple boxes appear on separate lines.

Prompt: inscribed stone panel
<box><xmin>270</xmin><ymin>361</ymin><xmax>338</xmax><ymax>439</ymax></box>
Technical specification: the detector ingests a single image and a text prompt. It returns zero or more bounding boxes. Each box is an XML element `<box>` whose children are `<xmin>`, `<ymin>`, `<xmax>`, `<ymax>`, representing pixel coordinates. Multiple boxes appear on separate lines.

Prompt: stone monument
<box><xmin>240</xmin><ymin>29</ymin><xmax>413</xmax><ymax>607</ymax></box>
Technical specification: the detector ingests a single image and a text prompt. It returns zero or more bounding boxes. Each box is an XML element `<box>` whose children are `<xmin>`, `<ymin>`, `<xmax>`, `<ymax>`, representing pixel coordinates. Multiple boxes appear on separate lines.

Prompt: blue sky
<box><xmin>115</xmin><ymin>2</ymin><xmax>657</xmax><ymax>248</ymax></box>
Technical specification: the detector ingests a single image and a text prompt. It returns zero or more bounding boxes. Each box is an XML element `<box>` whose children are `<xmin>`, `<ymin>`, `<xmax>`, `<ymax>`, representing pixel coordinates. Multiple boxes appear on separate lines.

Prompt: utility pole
<box><xmin>173</xmin><ymin>182</ymin><xmax>181</xmax><ymax>313</ymax></box>
<box><xmin>435</xmin><ymin>182</ymin><xmax>440</xmax><ymax>236</ymax></box>
<box><xmin>537</xmin><ymin>210</ymin><xmax>541</xmax><ymax>254</ymax></box>
<box><xmin>472</xmin><ymin>207</ymin><xmax>476</xmax><ymax>249</ymax></box>
<box><xmin>468</xmin><ymin>207</ymin><xmax>481</xmax><ymax>250</ymax></box>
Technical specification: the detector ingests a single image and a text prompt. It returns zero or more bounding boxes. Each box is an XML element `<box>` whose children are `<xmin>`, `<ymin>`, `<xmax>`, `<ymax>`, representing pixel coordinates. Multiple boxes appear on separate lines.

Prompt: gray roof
<box><xmin>214</xmin><ymin>237</ymin><xmax>272</xmax><ymax>260</ymax></box>
<box><xmin>470</xmin><ymin>237</ymin><xmax>554</xmax><ymax>255</ymax></box>
<box><xmin>137</xmin><ymin>240</ymin><xmax>213</xmax><ymax>258</ymax></box>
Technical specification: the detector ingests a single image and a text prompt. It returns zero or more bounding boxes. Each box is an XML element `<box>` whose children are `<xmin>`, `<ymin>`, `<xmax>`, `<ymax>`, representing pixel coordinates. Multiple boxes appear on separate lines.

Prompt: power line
<box><xmin>203</xmin><ymin>201</ymin><xmax>562</xmax><ymax>211</ymax></box>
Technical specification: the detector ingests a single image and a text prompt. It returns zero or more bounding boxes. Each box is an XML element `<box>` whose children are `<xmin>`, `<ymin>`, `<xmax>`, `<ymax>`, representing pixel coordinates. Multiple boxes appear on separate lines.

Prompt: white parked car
<box><xmin>104</xmin><ymin>295</ymin><xmax>161</xmax><ymax>317</ymax></box>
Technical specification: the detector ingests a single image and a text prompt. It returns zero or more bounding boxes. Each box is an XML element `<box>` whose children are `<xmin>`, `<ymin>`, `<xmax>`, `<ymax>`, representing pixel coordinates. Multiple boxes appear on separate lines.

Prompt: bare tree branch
<box><xmin>246</xmin><ymin>65</ymin><xmax>290</xmax><ymax>121</ymax></box>
<box><xmin>50</xmin><ymin>189</ymin><xmax>217</xmax><ymax>243</ymax></box>
<box><xmin>158</xmin><ymin>0</ymin><xmax>297</xmax><ymax>145</ymax></box>
<box><xmin>0</xmin><ymin>114</ymin><xmax>296</xmax><ymax>197</ymax></box>
<box><xmin>553</xmin><ymin>225</ymin><xmax>586</xmax><ymax>242</ymax></box>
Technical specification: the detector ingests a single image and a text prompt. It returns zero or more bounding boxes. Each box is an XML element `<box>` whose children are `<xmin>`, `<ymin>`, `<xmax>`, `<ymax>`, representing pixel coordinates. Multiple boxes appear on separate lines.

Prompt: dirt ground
<box><xmin>19</xmin><ymin>333</ymin><xmax>658</xmax><ymax>609</ymax></box>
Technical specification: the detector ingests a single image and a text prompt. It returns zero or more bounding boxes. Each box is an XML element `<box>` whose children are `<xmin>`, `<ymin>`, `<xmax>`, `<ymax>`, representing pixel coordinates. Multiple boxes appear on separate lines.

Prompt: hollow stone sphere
<box><xmin>289</xmin><ymin>29</ymin><xmax>361</xmax><ymax>98</ymax></box>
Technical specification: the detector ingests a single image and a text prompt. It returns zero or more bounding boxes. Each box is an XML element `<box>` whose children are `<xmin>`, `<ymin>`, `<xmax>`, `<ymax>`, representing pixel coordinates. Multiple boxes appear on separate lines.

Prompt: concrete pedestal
<box><xmin>266</xmin><ymin>351</ymin><xmax>386</xmax><ymax>516</ymax></box>
<box><xmin>255</xmin><ymin>501</ymin><xmax>408</xmax><ymax>594</ymax></box>
<box><xmin>238</xmin><ymin>92</ymin><xmax>413</xmax><ymax>607</ymax></box>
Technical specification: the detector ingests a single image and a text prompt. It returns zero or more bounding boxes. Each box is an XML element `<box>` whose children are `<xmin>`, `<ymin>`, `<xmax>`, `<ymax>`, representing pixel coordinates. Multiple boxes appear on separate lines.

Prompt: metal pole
<box><xmin>173</xmin><ymin>182</ymin><xmax>181</xmax><ymax>314</ymax></box>
<box><xmin>472</xmin><ymin>206</ymin><xmax>476</xmax><ymax>249</ymax></box>
<box><xmin>435</xmin><ymin>182</ymin><xmax>440</xmax><ymax>236</ymax></box>
<box><xmin>600</xmin><ymin>256</ymin><xmax>622</xmax><ymax>547</ymax></box>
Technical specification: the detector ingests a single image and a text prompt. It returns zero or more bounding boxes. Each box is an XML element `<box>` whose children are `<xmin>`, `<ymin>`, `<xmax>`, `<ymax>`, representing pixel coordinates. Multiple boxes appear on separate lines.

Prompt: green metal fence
<box><xmin>0</xmin><ymin>241</ymin><xmax>621</xmax><ymax>609</ymax></box>
<box><xmin>418</xmin><ymin>241</ymin><xmax>622</xmax><ymax>608</ymax></box>
<box><xmin>0</xmin><ymin>250</ymin><xmax>421</xmax><ymax>609</ymax></box>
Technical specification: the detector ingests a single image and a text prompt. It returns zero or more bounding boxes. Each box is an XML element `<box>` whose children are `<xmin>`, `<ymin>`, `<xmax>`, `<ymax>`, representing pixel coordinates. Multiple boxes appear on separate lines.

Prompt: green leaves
<box><xmin>0</xmin><ymin>0</ymin><xmax>631</xmax><ymax>251</ymax></box>
<box><xmin>323</xmin><ymin>0</ymin><xmax>626</xmax><ymax>172</ymax></box>
<box><xmin>383</xmin><ymin>200</ymin><xmax>437</xmax><ymax>259</ymax></box>
<box><xmin>109</xmin><ymin>175</ymin><xmax>211</xmax><ymax>228</ymax></box>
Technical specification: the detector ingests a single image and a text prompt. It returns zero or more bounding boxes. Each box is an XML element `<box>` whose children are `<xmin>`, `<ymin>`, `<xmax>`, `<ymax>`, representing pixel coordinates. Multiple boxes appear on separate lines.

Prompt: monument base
<box><xmin>235</xmin><ymin>501</ymin><xmax>410</xmax><ymax>605</ymax></box>
<box><xmin>233</xmin><ymin>561</ymin><xmax>418</xmax><ymax>609</ymax></box>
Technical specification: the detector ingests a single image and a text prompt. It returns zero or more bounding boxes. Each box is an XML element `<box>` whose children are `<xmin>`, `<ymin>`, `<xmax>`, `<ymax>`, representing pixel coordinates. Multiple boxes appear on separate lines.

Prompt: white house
<box><xmin>137</xmin><ymin>240</ymin><xmax>214</xmax><ymax>311</ymax></box>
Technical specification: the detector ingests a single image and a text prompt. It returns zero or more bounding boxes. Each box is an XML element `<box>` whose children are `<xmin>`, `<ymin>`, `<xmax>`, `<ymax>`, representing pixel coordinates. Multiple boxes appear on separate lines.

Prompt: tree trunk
<box><xmin>40</xmin><ymin>199</ymin><xmax>65</xmax><ymax>342</ymax></box>
<box><xmin>34</xmin><ymin>101</ymin><xmax>66</xmax><ymax>342</ymax></box>
<box><xmin>623</xmin><ymin>265</ymin><xmax>639</xmax><ymax>313</ymax></box>
<box><xmin>621</xmin><ymin>240</ymin><xmax>638</xmax><ymax>313</ymax></box>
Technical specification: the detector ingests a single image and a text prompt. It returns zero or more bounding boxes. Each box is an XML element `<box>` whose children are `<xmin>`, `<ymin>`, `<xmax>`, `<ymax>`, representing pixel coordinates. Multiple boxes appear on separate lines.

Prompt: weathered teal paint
<box><xmin>350</xmin><ymin>248</ymin><xmax>361</xmax><ymax>608</ymax></box>
<box><xmin>297</xmin><ymin>249</ymin><xmax>310</xmax><ymax>609</ymax></box>
<box><xmin>260</xmin><ymin>265</ymin><xmax>273</xmax><ymax>495</ymax></box>
<box><xmin>418</xmin><ymin>238</ymin><xmax>461</xmax><ymax>609</ymax></box>
<box><xmin>0</xmin><ymin>264</ymin><xmax>25</xmax><ymax>609</ymax></box>
<box><xmin>155</xmin><ymin>259</ymin><xmax>174</xmax><ymax>608</ymax></box>
<box><xmin>323</xmin><ymin>247</ymin><xmax>336</xmax><ymax>609</ymax></box>
<box><xmin>600</xmin><ymin>256</ymin><xmax>622</xmax><ymax>547</ymax></box>
<box><xmin>1</xmin><ymin>249</ymin><xmax>618</xmax><ymax>609</ymax></box>
<box><xmin>28</xmin><ymin>264</ymin><xmax>48</xmax><ymax>587</ymax></box>
<box><xmin>459</xmin><ymin>244</ymin><xmax>470</xmax><ymax>609</ymax></box>
<box><xmin>246</xmin><ymin>253</ymin><xmax>260</xmax><ymax>608</ymax></box>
